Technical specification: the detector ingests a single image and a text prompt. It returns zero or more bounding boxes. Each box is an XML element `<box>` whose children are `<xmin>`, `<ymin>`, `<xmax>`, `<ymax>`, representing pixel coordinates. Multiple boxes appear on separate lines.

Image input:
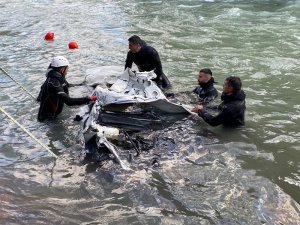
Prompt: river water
<box><xmin>1</xmin><ymin>0</ymin><xmax>300</xmax><ymax>224</ymax></box>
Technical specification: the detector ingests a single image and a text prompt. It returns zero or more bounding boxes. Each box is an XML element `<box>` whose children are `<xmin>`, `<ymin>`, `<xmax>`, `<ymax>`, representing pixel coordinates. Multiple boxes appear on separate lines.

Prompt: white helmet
<box><xmin>51</xmin><ymin>56</ymin><xmax>69</xmax><ymax>68</ymax></box>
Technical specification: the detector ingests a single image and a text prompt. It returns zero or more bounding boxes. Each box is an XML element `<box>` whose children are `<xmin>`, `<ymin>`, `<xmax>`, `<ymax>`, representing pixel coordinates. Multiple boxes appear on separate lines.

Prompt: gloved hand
<box><xmin>89</xmin><ymin>96</ymin><xmax>97</xmax><ymax>101</ymax></box>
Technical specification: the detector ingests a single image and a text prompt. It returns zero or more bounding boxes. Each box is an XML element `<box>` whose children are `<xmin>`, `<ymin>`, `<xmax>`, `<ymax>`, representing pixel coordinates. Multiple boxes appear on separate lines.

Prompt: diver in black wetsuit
<box><xmin>192</xmin><ymin>76</ymin><xmax>246</xmax><ymax>127</ymax></box>
<box><xmin>125</xmin><ymin>35</ymin><xmax>171</xmax><ymax>89</ymax></box>
<box><xmin>37</xmin><ymin>56</ymin><xmax>97</xmax><ymax>122</ymax></box>
<box><xmin>192</xmin><ymin>68</ymin><xmax>218</xmax><ymax>105</ymax></box>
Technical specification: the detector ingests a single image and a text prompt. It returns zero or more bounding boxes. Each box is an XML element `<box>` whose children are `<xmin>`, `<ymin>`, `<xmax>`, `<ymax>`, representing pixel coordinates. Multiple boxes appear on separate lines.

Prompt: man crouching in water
<box><xmin>192</xmin><ymin>68</ymin><xmax>218</xmax><ymax>105</ymax></box>
<box><xmin>37</xmin><ymin>56</ymin><xmax>97</xmax><ymax>122</ymax></box>
<box><xmin>192</xmin><ymin>76</ymin><xmax>246</xmax><ymax>127</ymax></box>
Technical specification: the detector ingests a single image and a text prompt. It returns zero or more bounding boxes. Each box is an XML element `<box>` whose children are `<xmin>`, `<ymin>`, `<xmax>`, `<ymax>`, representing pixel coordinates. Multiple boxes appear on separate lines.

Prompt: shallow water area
<box><xmin>1</xmin><ymin>0</ymin><xmax>300</xmax><ymax>224</ymax></box>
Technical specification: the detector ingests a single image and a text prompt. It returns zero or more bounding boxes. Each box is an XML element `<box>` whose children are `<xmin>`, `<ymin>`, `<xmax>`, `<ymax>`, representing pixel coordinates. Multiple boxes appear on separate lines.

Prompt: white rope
<box><xmin>0</xmin><ymin>67</ymin><xmax>36</xmax><ymax>100</ymax></box>
<box><xmin>0</xmin><ymin>106</ymin><xmax>58</xmax><ymax>159</ymax></box>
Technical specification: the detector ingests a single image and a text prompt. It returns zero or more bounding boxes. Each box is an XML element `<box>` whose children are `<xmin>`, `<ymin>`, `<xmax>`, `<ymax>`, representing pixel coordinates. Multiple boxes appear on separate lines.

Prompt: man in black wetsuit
<box><xmin>192</xmin><ymin>68</ymin><xmax>218</xmax><ymax>105</ymax></box>
<box><xmin>125</xmin><ymin>35</ymin><xmax>171</xmax><ymax>89</ymax></box>
<box><xmin>192</xmin><ymin>76</ymin><xmax>246</xmax><ymax>127</ymax></box>
<box><xmin>37</xmin><ymin>56</ymin><xmax>97</xmax><ymax>122</ymax></box>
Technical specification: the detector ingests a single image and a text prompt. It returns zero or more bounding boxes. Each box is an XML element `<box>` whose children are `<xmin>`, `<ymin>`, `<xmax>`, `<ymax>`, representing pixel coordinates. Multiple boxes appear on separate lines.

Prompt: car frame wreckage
<box><xmin>75</xmin><ymin>68</ymin><xmax>194</xmax><ymax>170</ymax></box>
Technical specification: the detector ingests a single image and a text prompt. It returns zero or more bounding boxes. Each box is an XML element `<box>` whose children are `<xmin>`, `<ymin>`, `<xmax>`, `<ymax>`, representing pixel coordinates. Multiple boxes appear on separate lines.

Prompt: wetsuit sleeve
<box><xmin>202</xmin><ymin>94</ymin><xmax>216</xmax><ymax>105</ymax></box>
<box><xmin>150</xmin><ymin>49</ymin><xmax>163</xmax><ymax>81</ymax></box>
<box><xmin>197</xmin><ymin>106</ymin><xmax>230</xmax><ymax>126</ymax></box>
<box><xmin>192</xmin><ymin>87</ymin><xmax>198</xmax><ymax>94</ymax></box>
<box><xmin>68</xmin><ymin>82</ymin><xmax>85</xmax><ymax>87</ymax></box>
<box><xmin>125</xmin><ymin>52</ymin><xmax>133</xmax><ymax>69</ymax></box>
<box><xmin>205</xmin><ymin>103</ymin><xmax>219</xmax><ymax>110</ymax></box>
<box><xmin>202</xmin><ymin>88</ymin><xmax>218</xmax><ymax>105</ymax></box>
<box><xmin>57</xmin><ymin>92</ymin><xmax>90</xmax><ymax>106</ymax></box>
<box><xmin>49</xmin><ymin>79</ymin><xmax>89</xmax><ymax>106</ymax></box>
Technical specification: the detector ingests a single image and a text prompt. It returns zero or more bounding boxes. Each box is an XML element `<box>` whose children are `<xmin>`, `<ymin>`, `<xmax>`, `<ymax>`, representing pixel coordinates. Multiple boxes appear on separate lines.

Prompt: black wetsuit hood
<box><xmin>221</xmin><ymin>89</ymin><xmax>246</xmax><ymax>102</ymax></box>
<box><xmin>193</xmin><ymin>77</ymin><xmax>218</xmax><ymax>104</ymax></box>
<box><xmin>199</xmin><ymin>77</ymin><xmax>216</xmax><ymax>88</ymax></box>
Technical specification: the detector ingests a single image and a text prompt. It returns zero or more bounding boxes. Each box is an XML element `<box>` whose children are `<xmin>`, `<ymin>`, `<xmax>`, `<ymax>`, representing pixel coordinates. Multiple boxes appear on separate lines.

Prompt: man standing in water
<box><xmin>125</xmin><ymin>35</ymin><xmax>171</xmax><ymax>89</ymax></box>
<box><xmin>192</xmin><ymin>76</ymin><xmax>246</xmax><ymax>127</ymax></box>
<box><xmin>192</xmin><ymin>68</ymin><xmax>218</xmax><ymax>105</ymax></box>
<box><xmin>37</xmin><ymin>56</ymin><xmax>97</xmax><ymax>121</ymax></box>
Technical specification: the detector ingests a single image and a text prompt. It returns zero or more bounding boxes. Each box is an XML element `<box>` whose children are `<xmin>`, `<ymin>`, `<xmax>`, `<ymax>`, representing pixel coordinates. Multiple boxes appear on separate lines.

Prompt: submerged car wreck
<box><xmin>76</xmin><ymin>68</ymin><xmax>193</xmax><ymax>169</ymax></box>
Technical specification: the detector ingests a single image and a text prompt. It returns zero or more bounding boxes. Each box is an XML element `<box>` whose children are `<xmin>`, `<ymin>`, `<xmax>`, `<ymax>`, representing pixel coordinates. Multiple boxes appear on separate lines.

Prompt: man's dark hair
<box><xmin>226</xmin><ymin>76</ymin><xmax>242</xmax><ymax>93</ymax></box>
<box><xmin>128</xmin><ymin>35</ymin><xmax>143</xmax><ymax>45</ymax></box>
<box><xmin>200</xmin><ymin>68</ymin><xmax>212</xmax><ymax>76</ymax></box>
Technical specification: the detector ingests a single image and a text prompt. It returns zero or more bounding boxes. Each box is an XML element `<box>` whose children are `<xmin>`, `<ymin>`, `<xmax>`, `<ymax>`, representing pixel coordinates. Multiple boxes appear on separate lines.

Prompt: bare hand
<box><xmin>192</xmin><ymin>105</ymin><xmax>203</xmax><ymax>112</ymax></box>
<box><xmin>89</xmin><ymin>96</ymin><xmax>97</xmax><ymax>101</ymax></box>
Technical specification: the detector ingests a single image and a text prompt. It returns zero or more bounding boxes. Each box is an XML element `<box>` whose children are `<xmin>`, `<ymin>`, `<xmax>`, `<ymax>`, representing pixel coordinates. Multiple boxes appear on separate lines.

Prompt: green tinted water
<box><xmin>0</xmin><ymin>0</ymin><xmax>299</xmax><ymax>224</ymax></box>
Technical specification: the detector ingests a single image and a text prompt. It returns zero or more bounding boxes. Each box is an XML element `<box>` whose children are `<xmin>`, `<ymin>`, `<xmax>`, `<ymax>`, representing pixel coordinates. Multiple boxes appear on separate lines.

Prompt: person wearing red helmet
<box><xmin>37</xmin><ymin>56</ymin><xmax>97</xmax><ymax>121</ymax></box>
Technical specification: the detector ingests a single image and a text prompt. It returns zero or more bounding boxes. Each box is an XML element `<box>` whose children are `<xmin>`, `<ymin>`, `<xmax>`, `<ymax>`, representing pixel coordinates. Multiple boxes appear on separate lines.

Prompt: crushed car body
<box><xmin>76</xmin><ymin>68</ymin><xmax>193</xmax><ymax>169</ymax></box>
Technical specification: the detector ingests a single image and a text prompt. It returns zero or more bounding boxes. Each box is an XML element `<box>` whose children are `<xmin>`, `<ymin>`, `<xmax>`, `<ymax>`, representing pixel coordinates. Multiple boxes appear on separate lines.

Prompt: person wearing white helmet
<box><xmin>37</xmin><ymin>56</ymin><xmax>97</xmax><ymax>121</ymax></box>
<box><xmin>50</xmin><ymin>55</ymin><xmax>70</xmax><ymax>68</ymax></box>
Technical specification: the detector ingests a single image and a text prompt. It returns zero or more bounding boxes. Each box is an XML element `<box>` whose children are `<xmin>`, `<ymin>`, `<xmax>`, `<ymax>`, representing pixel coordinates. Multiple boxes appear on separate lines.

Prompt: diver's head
<box><xmin>197</xmin><ymin>68</ymin><xmax>212</xmax><ymax>85</ymax></box>
<box><xmin>50</xmin><ymin>56</ymin><xmax>69</xmax><ymax>77</ymax></box>
<box><xmin>128</xmin><ymin>35</ymin><xmax>143</xmax><ymax>53</ymax></box>
<box><xmin>223</xmin><ymin>76</ymin><xmax>242</xmax><ymax>95</ymax></box>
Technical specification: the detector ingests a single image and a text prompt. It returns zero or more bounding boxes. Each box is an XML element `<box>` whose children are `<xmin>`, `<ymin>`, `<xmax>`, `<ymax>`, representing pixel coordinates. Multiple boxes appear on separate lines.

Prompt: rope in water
<box><xmin>0</xmin><ymin>106</ymin><xmax>58</xmax><ymax>159</ymax></box>
<box><xmin>0</xmin><ymin>66</ymin><xmax>36</xmax><ymax>100</ymax></box>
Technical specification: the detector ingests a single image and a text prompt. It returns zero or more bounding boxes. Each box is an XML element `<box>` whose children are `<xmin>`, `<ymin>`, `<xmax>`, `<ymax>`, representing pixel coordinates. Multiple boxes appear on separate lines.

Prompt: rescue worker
<box><xmin>37</xmin><ymin>56</ymin><xmax>97</xmax><ymax>122</ymax></box>
<box><xmin>192</xmin><ymin>76</ymin><xmax>246</xmax><ymax>127</ymax></box>
<box><xmin>192</xmin><ymin>68</ymin><xmax>218</xmax><ymax>105</ymax></box>
<box><xmin>125</xmin><ymin>35</ymin><xmax>171</xmax><ymax>89</ymax></box>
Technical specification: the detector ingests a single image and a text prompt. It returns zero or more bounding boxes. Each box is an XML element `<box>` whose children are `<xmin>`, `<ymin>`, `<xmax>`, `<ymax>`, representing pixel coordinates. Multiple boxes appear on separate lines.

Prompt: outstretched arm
<box><xmin>57</xmin><ymin>92</ymin><xmax>90</xmax><ymax>106</ymax></box>
<box><xmin>49</xmin><ymin>79</ymin><xmax>91</xmax><ymax>106</ymax></box>
<box><xmin>192</xmin><ymin>104</ymin><xmax>225</xmax><ymax>126</ymax></box>
<box><xmin>125</xmin><ymin>52</ymin><xmax>133</xmax><ymax>69</ymax></box>
<box><xmin>151</xmin><ymin>49</ymin><xmax>163</xmax><ymax>81</ymax></box>
<box><xmin>197</xmin><ymin>109</ymin><xmax>225</xmax><ymax>126</ymax></box>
